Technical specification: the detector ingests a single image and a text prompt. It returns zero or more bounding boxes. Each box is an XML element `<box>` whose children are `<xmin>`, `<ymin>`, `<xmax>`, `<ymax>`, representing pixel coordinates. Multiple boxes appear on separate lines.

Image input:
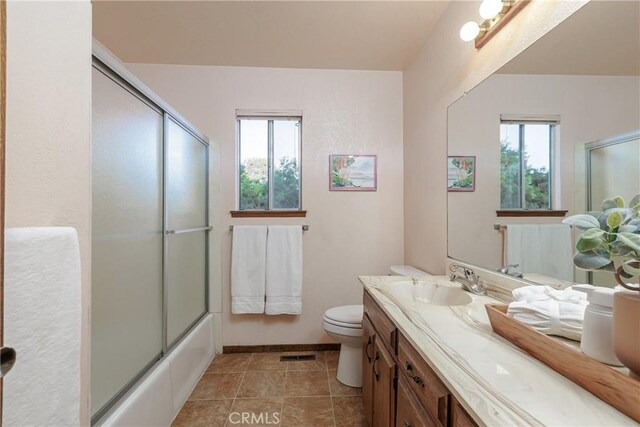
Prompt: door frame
<box><xmin>1</xmin><ymin>0</ymin><xmax>8</xmax><ymax>420</ymax></box>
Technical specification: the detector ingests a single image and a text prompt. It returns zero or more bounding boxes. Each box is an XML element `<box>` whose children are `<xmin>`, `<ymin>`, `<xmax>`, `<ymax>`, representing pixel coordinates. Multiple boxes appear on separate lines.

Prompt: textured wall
<box><xmin>5</xmin><ymin>1</ymin><xmax>92</xmax><ymax>423</ymax></box>
<box><xmin>403</xmin><ymin>0</ymin><xmax>588</xmax><ymax>274</ymax></box>
<box><xmin>125</xmin><ymin>64</ymin><xmax>405</xmax><ymax>346</ymax></box>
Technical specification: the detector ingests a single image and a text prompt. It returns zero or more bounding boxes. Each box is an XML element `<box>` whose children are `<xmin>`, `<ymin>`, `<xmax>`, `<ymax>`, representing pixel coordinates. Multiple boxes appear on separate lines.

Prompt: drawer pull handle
<box><xmin>405</xmin><ymin>362</ymin><xmax>425</xmax><ymax>388</ymax></box>
<box><xmin>403</xmin><ymin>420</ymin><xmax>410</xmax><ymax>427</ymax></box>
<box><xmin>373</xmin><ymin>352</ymin><xmax>381</xmax><ymax>381</ymax></box>
<box><xmin>365</xmin><ymin>336</ymin><xmax>373</xmax><ymax>363</ymax></box>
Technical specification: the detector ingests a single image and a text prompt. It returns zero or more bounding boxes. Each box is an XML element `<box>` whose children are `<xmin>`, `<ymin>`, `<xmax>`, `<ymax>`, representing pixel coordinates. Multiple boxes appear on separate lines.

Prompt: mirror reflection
<box><xmin>447</xmin><ymin>1</ymin><xmax>640</xmax><ymax>288</ymax></box>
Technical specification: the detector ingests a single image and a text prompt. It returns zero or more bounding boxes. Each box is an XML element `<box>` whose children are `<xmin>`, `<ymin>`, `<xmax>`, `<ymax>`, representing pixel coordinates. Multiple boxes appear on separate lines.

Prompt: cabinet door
<box><xmin>396</xmin><ymin>375</ymin><xmax>432</xmax><ymax>427</ymax></box>
<box><xmin>452</xmin><ymin>398</ymin><xmax>478</xmax><ymax>427</ymax></box>
<box><xmin>362</xmin><ymin>314</ymin><xmax>376</xmax><ymax>427</ymax></box>
<box><xmin>373</xmin><ymin>339</ymin><xmax>396</xmax><ymax>427</ymax></box>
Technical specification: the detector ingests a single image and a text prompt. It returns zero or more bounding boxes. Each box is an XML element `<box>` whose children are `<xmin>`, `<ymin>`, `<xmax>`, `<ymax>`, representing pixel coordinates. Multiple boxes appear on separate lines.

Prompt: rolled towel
<box><xmin>507</xmin><ymin>299</ymin><xmax>586</xmax><ymax>341</ymax></box>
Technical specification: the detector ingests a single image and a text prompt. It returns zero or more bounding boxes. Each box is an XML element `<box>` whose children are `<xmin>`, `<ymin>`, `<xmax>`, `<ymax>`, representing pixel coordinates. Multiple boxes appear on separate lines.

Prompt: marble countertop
<box><xmin>359</xmin><ymin>275</ymin><xmax>636</xmax><ymax>427</ymax></box>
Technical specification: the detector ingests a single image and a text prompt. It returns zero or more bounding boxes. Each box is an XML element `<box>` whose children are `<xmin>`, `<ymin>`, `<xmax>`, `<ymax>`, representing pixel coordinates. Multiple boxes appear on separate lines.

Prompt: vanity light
<box><xmin>459</xmin><ymin>0</ymin><xmax>529</xmax><ymax>49</ymax></box>
<box><xmin>460</xmin><ymin>21</ymin><xmax>481</xmax><ymax>42</ymax></box>
<box><xmin>479</xmin><ymin>0</ymin><xmax>504</xmax><ymax>20</ymax></box>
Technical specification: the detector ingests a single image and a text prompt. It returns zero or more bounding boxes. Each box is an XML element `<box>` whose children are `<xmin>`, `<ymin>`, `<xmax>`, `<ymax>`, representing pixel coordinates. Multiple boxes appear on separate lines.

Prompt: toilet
<box><xmin>323</xmin><ymin>265</ymin><xmax>429</xmax><ymax>387</ymax></box>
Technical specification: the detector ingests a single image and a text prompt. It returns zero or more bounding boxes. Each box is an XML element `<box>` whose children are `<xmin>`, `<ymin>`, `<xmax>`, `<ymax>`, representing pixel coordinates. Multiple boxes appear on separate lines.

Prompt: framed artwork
<box><xmin>330</xmin><ymin>154</ymin><xmax>377</xmax><ymax>191</ymax></box>
<box><xmin>447</xmin><ymin>156</ymin><xmax>475</xmax><ymax>192</ymax></box>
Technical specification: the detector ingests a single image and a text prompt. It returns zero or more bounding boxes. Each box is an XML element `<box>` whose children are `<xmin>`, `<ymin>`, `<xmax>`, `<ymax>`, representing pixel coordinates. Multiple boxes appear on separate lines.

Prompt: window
<box><xmin>237</xmin><ymin>115</ymin><xmax>301</xmax><ymax>210</ymax></box>
<box><xmin>500</xmin><ymin>119</ymin><xmax>557</xmax><ymax>209</ymax></box>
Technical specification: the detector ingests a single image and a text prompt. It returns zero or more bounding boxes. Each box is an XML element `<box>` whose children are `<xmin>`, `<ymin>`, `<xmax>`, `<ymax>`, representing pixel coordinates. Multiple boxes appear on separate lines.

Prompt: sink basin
<box><xmin>379</xmin><ymin>280</ymin><xmax>472</xmax><ymax>307</ymax></box>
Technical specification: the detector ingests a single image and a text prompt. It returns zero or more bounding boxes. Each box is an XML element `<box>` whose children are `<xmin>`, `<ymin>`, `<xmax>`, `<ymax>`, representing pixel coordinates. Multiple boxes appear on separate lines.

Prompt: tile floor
<box><xmin>172</xmin><ymin>351</ymin><xmax>366</xmax><ymax>427</ymax></box>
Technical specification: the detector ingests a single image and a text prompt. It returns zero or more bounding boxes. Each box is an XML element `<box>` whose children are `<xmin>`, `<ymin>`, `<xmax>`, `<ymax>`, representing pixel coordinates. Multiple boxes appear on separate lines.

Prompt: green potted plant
<box><xmin>563</xmin><ymin>195</ymin><xmax>640</xmax><ymax>378</ymax></box>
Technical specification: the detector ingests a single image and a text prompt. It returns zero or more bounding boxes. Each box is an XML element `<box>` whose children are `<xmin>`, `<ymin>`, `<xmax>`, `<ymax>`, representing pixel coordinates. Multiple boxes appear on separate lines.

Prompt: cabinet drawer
<box><xmin>397</xmin><ymin>333</ymin><xmax>449</xmax><ymax>427</ymax></box>
<box><xmin>396</xmin><ymin>375</ymin><xmax>433</xmax><ymax>427</ymax></box>
<box><xmin>364</xmin><ymin>291</ymin><xmax>397</xmax><ymax>354</ymax></box>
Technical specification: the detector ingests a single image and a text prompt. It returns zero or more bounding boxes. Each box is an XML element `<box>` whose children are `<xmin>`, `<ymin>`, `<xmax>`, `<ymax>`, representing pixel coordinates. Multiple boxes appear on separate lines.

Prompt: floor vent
<box><xmin>280</xmin><ymin>354</ymin><xmax>316</xmax><ymax>362</ymax></box>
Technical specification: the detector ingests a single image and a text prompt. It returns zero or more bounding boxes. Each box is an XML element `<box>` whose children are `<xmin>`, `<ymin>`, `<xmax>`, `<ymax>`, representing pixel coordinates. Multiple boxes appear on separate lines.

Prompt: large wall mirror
<box><xmin>448</xmin><ymin>1</ymin><xmax>640</xmax><ymax>288</ymax></box>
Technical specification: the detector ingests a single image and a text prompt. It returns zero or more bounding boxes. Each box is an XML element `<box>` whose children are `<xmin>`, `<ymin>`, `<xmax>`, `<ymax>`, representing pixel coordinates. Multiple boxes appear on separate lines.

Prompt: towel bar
<box><xmin>229</xmin><ymin>225</ymin><xmax>309</xmax><ymax>232</ymax></box>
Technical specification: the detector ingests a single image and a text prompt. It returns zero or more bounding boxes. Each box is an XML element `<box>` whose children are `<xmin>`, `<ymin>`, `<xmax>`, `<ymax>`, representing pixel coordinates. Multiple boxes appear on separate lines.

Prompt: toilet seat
<box><xmin>323</xmin><ymin>305</ymin><xmax>363</xmax><ymax>327</ymax></box>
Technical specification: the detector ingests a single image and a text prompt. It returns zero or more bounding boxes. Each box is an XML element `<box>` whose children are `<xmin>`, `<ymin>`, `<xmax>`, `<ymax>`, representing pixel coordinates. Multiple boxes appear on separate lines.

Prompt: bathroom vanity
<box><xmin>359</xmin><ymin>275</ymin><xmax>635</xmax><ymax>427</ymax></box>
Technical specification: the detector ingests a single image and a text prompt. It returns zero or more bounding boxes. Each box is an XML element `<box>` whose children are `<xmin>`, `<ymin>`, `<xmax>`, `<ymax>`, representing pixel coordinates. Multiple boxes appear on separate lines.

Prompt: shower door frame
<box><xmin>91</xmin><ymin>41</ymin><xmax>211</xmax><ymax>424</ymax></box>
<box><xmin>584</xmin><ymin>129</ymin><xmax>640</xmax><ymax>285</ymax></box>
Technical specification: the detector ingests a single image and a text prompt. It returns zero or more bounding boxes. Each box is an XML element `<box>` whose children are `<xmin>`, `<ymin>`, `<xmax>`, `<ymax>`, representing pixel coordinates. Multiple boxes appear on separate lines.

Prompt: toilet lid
<box><xmin>324</xmin><ymin>305</ymin><xmax>363</xmax><ymax>326</ymax></box>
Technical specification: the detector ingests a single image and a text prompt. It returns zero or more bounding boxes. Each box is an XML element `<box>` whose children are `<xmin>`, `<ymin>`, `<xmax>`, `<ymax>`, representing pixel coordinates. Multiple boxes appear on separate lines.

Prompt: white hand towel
<box><xmin>507</xmin><ymin>299</ymin><xmax>586</xmax><ymax>341</ymax></box>
<box><xmin>506</xmin><ymin>224</ymin><xmax>574</xmax><ymax>282</ymax></box>
<box><xmin>4</xmin><ymin>227</ymin><xmax>81</xmax><ymax>427</ymax></box>
<box><xmin>231</xmin><ymin>226</ymin><xmax>268</xmax><ymax>314</ymax></box>
<box><xmin>512</xmin><ymin>285</ymin><xmax>588</xmax><ymax>306</ymax></box>
<box><xmin>266</xmin><ymin>225</ymin><xmax>303</xmax><ymax>315</ymax></box>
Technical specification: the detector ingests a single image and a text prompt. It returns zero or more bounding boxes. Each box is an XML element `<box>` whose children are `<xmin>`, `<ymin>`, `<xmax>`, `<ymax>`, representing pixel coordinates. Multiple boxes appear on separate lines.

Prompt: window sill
<box><xmin>496</xmin><ymin>210</ymin><xmax>568</xmax><ymax>217</ymax></box>
<box><xmin>230</xmin><ymin>210</ymin><xmax>307</xmax><ymax>218</ymax></box>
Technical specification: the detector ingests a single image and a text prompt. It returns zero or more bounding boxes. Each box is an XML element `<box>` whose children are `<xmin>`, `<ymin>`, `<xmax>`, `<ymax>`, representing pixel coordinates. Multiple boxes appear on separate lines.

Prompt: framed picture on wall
<box><xmin>447</xmin><ymin>156</ymin><xmax>475</xmax><ymax>192</ymax></box>
<box><xmin>329</xmin><ymin>154</ymin><xmax>377</xmax><ymax>191</ymax></box>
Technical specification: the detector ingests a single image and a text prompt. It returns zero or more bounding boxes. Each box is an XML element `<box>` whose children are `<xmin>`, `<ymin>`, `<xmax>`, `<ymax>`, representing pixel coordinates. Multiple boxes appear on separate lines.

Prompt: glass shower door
<box><xmin>91</xmin><ymin>67</ymin><xmax>164</xmax><ymax>417</ymax></box>
<box><xmin>165</xmin><ymin>116</ymin><xmax>209</xmax><ymax>347</ymax></box>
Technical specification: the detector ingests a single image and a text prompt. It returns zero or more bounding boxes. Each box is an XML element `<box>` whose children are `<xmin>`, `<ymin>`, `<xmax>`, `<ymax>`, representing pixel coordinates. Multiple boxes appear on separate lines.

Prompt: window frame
<box><xmin>236</xmin><ymin>114</ymin><xmax>302</xmax><ymax>211</ymax></box>
<box><xmin>499</xmin><ymin>117</ymin><xmax>559</xmax><ymax>211</ymax></box>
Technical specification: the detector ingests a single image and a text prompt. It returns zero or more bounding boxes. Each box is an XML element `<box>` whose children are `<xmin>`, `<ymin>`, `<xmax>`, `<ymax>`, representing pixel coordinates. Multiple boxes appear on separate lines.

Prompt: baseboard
<box><xmin>223</xmin><ymin>343</ymin><xmax>341</xmax><ymax>354</ymax></box>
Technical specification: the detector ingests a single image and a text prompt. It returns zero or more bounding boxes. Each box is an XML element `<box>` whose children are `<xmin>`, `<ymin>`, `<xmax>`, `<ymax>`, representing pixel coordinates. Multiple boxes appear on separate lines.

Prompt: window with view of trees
<box><xmin>500</xmin><ymin>122</ymin><xmax>555</xmax><ymax>209</ymax></box>
<box><xmin>238</xmin><ymin>116</ymin><xmax>301</xmax><ymax>210</ymax></box>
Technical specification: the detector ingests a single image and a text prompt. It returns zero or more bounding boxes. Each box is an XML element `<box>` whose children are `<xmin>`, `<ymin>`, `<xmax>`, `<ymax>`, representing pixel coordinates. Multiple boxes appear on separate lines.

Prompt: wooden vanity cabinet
<box><xmin>363</xmin><ymin>289</ymin><xmax>479</xmax><ymax>427</ymax></box>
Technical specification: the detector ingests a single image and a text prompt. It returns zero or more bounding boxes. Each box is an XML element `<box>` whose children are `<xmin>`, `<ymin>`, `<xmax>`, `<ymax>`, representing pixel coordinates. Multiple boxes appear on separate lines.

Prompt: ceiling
<box><xmin>497</xmin><ymin>0</ymin><xmax>640</xmax><ymax>76</ymax></box>
<box><xmin>92</xmin><ymin>1</ymin><xmax>449</xmax><ymax>71</ymax></box>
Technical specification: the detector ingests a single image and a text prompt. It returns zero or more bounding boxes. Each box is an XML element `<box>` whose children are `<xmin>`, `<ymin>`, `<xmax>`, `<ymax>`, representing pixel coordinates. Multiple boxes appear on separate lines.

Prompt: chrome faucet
<box><xmin>498</xmin><ymin>264</ymin><xmax>524</xmax><ymax>278</ymax></box>
<box><xmin>449</xmin><ymin>264</ymin><xmax>486</xmax><ymax>295</ymax></box>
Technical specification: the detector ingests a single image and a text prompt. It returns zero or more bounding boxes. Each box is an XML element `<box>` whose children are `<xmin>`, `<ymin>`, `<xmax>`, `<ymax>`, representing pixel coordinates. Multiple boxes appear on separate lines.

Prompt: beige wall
<box><xmin>448</xmin><ymin>74</ymin><xmax>640</xmax><ymax>270</ymax></box>
<box><xmin>5</xmin><ymin>1</ymin><xmax>92</xmax><ymax>423</ymax></box>
<box><xmin>403</xmin><ymin>0</ymin><xmax>588</xmax><ymax>274</ymax></box>
<box><xmin>125</xmin><ymin>64</ymin><xmax>404</xmax><ymax>345</ymax></box>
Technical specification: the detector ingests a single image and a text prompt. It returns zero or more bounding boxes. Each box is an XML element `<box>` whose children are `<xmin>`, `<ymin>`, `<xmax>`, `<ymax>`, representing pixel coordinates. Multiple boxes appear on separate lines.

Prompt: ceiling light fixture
<box><xmin>459</xmin><ymin>0</ymin><xmax>530</xmax><ymax>49</ymax></box>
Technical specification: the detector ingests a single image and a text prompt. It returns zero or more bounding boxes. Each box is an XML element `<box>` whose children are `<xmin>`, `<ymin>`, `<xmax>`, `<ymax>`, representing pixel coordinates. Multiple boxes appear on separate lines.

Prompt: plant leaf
<box><xmin>581</xmin><ymin>228</ymin><xmax>606</xmax><ymax>239</ymax></box>
<box><xmin>602</xmin><ymin>198</ymin><xmax>617</xmax><ymax>210</ymax></box>
<box><xmin>563</xmin><ymin>214</ymin><xmax>600</xmax><ymax>230</ymax></box>
<box><xmin>576</xmin><ymin>236</ymin><xmax>602</xmax><ymax>252</ymax></box>
<box><xmin>612</xmin><ymin>196</ymin><xmax>625</xmax><ymax>208</ymax></box>
<box><xmin>617</xmin><ymin>232</ymin><xmax>640</xmax><ymax>253</ymax></box>
<box><xmin>573</xmin><ymin>251</ymin><xmax>612</xmax><ymax>270</ymax></box>
<box><xmin>630</xmin><ymin>194</ymin><xmax>640</xmax><ymax>211</ymax></box>
<box><xmin>622</xmin><ymin>257</ymin><xmax>640</xmax><ymax>276</ymax></box>
<box><xmin>607</xmin><ymin>211</ymin><xmax>623</xmax><ymax>229</ymax></box>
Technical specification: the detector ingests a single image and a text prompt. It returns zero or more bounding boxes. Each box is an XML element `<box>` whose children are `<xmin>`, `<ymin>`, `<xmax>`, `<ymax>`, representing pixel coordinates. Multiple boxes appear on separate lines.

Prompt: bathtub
<box><xmin>97</xmin><ymin>314</ymin><xmax>216</xmax><ymax>426</ymax></box>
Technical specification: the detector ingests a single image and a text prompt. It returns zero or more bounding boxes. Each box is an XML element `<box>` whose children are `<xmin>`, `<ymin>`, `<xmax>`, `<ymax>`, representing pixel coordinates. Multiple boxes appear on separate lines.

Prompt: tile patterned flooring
<box><xmin>172</xmin><ymin>351</ymin><xmax>366</xmax><ymax>427</ymax></box>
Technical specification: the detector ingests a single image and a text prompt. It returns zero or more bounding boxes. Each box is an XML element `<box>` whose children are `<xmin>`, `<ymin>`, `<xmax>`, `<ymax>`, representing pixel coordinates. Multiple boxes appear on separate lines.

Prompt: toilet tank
<box><xmin>389</xmin><ymin>265</ymin><xmax>430</xmax><ymax>276</ymax></box>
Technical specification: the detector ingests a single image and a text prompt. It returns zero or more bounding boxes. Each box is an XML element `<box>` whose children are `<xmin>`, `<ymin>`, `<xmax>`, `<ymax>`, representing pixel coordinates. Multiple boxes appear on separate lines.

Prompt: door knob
<box><xmin>0</xmin><ymin>347</ymin><xmax>17</xmax><ymax>378</ymax></box>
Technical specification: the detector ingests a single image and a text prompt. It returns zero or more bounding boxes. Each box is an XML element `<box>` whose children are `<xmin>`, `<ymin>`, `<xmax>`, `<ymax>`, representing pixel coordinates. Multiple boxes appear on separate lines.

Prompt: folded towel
<box><xmin>4</xmin><ymin>227</ymin><xmax>81</xmax><ymax>426</ymax></box>
<box><xmin>231</xmin><ymin>226</ymin><xmax>268</xmax><ymax>314</ymax></box>
<box><xmin>507</xmin><ymin>299</ymin><xmax>586</xmax><ymax>341</ymax></box>
<box><xmin>512</xmin><ymin>285</ymin><xmax>588</xmax><ymax>306</ymax></box>
<box><xmin>266</xmin><ymin>225</ymin><xmax>303</xmax><ymax>315</ymax></box>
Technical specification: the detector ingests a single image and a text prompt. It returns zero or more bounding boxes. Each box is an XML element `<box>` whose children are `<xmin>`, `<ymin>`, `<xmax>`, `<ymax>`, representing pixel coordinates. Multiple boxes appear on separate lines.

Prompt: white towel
<box><xmin>3</xmin><ymin>227</ymin><xmax>81</xmax><ymax>427</ymax></box>
<box><xmin>231</xmin><ymin>226</ymin><xmax>268</xmax><ymax>314</ymax></box>
<box><xmin>507</xmin><ymin>300</ymin><xmax>586</xmax><ymax>341</ymax></box>
<box><xmin>266</xmin><ymin>225</ymin><xmax>303</xmax><ymax>315</ymax></box>
<box><xmin>512</xmin><ymin>285</ymin><xmax>588</xmax><ymax>305</ymax></box>
<box><xmin>506</xmin><ymin>224</ymin><xmax>574</xmax><ymax>282</ymax></box>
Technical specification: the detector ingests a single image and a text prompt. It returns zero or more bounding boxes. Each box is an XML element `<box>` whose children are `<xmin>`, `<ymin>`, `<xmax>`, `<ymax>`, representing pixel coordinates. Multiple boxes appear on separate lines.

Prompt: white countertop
<box><xmin>359</xmin><ymin>275</ymin><xmax>636</xmax><ymax>427</ymax></box>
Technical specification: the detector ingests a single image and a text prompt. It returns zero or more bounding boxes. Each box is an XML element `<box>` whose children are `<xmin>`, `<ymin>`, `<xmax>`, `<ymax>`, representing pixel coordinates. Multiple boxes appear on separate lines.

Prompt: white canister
<box><xmin>573</xmin><ymin>284</ymin><xmax>623</xmax><ymax>366</ymax></box>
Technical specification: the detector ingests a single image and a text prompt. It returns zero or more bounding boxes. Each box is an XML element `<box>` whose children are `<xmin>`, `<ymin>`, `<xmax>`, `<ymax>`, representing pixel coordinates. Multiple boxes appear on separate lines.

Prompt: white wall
<box><xmin>125</xmin><ymin>64</ymin><xmax>405</xmax><ymax>346</ymax></box>
<box><xmin>5</xmin><ymin>1</ymin><xmax>92</xmax><ymax>424</ymax></box>
<box><xmin>403</xmin><ymin>0</ymin><xmax>588</xmax><ymax>274</ymax></box>
<box><xmin>448</xmin><ymin>74</ymin><xmax>640</xmax><ymax>270</ymax></box>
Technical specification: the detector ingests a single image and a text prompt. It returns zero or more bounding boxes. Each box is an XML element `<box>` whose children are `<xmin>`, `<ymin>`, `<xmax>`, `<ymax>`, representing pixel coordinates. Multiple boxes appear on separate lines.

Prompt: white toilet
<box><xmin>322</xmin><ymin>265</ymin><xmax>429</xmax><ymax>387</ymax></box>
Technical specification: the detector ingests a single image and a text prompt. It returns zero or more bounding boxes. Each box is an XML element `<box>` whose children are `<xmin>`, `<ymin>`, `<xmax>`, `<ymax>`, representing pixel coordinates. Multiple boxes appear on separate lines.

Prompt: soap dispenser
<box><xmin>573</xmin><ymin>284</ymin><xmax>623</xmax><ymax>366</ymax></box>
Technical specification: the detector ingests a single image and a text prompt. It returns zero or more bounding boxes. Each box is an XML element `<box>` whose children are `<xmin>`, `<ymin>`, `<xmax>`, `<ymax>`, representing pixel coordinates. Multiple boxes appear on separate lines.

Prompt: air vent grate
<box><xmin>279</xmin><ymin>354</ymin><xmax>316</xmax><ymax>362</ymax></box>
